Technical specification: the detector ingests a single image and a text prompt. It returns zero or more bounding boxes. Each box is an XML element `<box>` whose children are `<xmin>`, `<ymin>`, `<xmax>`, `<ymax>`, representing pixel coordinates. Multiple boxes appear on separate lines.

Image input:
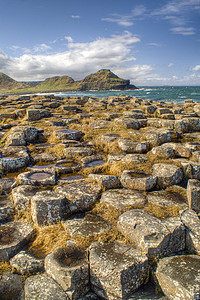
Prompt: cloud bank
<box><xmin>0</xmin><ymin>32</ymin><xmax>141</xmax><ymax>81</ymax></box>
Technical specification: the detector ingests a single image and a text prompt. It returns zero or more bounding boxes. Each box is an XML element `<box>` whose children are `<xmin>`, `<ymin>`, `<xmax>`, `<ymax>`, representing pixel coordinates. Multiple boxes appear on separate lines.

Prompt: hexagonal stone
<box><xmin>152</xmin><ymin>163</ymin><xmax>183</xmax><ymax>189</ymax></box>
<box><xmin>0</xmin><ymin>195</ymin><xmax>14</xmax><ymax>222</ymax></box>
<box><xmin>187</xmin><ymin>179</ymin><xmax>200</xmax><ymax>212</ymax></box>
<box><xmin>64</xmin><ymin>147</ymin><xmax>93</xmax><ymax>158</ymax></box>
<box><xmin>155</xmin><ymin>255</ymin><xmax>200</xmax><ymax>300</ymax></box>
<box><xmin>100</xmin><ymin>189</ymin><xmax>146</xmax><ymax>212</ymax></box>
<box><xmin>0</xmin><ymin>177</ymin><xmax>16</xmax><ymax>194</ymax></box>
<box><xmin>17</xmin><ymin>170</ymin><xmax>56</xmax><ymax>186</ymax></box>
<box><xmin>55</xmin><ymin>159</ymin><xmax>81</xmax><ymax>175</ymax></box>
<box><xmin>24</xmin><ymin>273</ymin><xmax>68</xmax><ymax>300</ymax></box>
<box><xmin>146</xmin><ymin>190</ymin><xmax>187</xmax><ymax>218</ymax></box>
<box><xmin>114</xmin><ymin>118</ymin><xmax>140</xmax><ymax>130</ymax></box>
<box><xmin>121</xmin><ymin>153</ymin><xmax>148</xmax><ymax>164</ymax></box>
<box><xmin>10</xmin><ymin>251</ymin><xmax>44</xmax><ymax>275</ymax></box>
<box><xmin>0</xmin><ymin>271</ymin><xmax>24</xmax><ymax>300</ymax></box>
<box><xmin>180</xmin><ymin>208</ymin><xmax>200</xmax><ymax>255</ymax></box>
<box><xmin>64</xmin><ymin>213</ymin><xmax>110</xmax><ymax>237</ymax></box>
<box><xmin>0</xmin><ymin>151</ymin><xmax>30</xmax><ymax>172</ymax></box>
<box><xmin>118</xmin><ymin>139</ymin><xmax>148</xmax><ymax>153</ymax></box>
<box><xmin>55</xmin><ymin>182</ymin><xmax>102</xmax><ymax>214</ymax></box>
<box><xmin>89</xmin><ymin>241</ymin><xmax>148</xmax><ymax>300</ymax></box>
<box><xmin>0</xmin><ymin>221</ymin><xmax>34</xmax><ymax>261</ymax></box>
<box><xmin>31</xmin><ymin>190</ymin><xmax>68</xmax><ymax>226</ymax></box>
<box><xmin>101</xmin><ymin>133</ymin><xmax>120</xmax><ymax>144</ymax></box>
<box><xmin>54</xmin><ymin>129</ymin><xmax>83</xmax><ymax>141</ymax></box>
<box><xmin>12</xmin><ymin>185</ymin><xmax>38</xmax><ymax>211</ymax></box>
<box><xmin>45</xmin><ymin>245</ymin><xmax>89</xmax><ymax>299</ymax></box>
<box><xmin>88</xmin><ymin>174</ymin><xmax>121</xmax><ymax>190</ymax></box>
<box><xmin>144</xmin><ymin>129</ymin><xmax>172</xmax><ymax>147</ymax></box>
<box><xmin>26</xmin><ymin>109</ymin><xmax>41</xmax><ymax>121</ymax></box>
<box><xmin>117</xmin><ymin>209</ymin><xmax>185</xmax><ymax>258</ymax></box>
<box><xmin>121</xmin><ymin>170</ymin><xmax>157</xmax><ymax>191</ymax></box>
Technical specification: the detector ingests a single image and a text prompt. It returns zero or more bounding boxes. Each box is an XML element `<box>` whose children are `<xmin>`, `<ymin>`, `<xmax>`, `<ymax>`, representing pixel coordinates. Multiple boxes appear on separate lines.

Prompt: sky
<box><xmin>0</xmin><ymin>0</ymin><xmax>200</xmax><ymax>86</ymax></box>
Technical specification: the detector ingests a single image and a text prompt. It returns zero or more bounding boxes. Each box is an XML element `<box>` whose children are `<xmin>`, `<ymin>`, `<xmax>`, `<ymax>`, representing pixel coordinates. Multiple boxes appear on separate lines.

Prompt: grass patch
<box><xmin>29</xmin><ymin>223</ymin><xmax>71</xmax><ymax>258</ymax></box>
<box><xmin>0</xmin><ymin>261</ymin><xmax>11</xmax><ymax>274</ymax></box>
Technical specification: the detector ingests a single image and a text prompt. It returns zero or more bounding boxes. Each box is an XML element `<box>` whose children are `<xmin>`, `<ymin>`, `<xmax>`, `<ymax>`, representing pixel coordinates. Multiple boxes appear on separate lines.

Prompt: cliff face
<box><xmin>0</xmin><ymin>69</ymin><xmax>137</xmax><ymax>93</ymax></box>
<box><xmin>75</xmin><ymin>69</ymin><xmax>137</xmax><ymax>91</ymax></box>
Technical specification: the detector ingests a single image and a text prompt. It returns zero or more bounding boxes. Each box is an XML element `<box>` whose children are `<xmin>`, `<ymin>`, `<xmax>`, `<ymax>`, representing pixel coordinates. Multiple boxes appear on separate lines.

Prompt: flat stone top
<box><xmin>27</xmin><ymin>172</ymin><xmax>53</xmax><ymax>180</ymax></box>
<box><xmin>147</xmin><ymin>190</ymin><xmax>186</xmax><ymax>207</ymax></box>
<box><xmin>90</xmin><ymin>241</ymin><xmax>147</xmax><ymax>268</ymax></box>
<box><xmin>56</xmin><ymin>181</ymin><xmax>102</xmax><ymax>200</ymax></box>
<box><xmin>156</xmin><ymin>255</ymin><xmax>200</xmax><ymax>292</ymax></box>
<box><xmin>100</xmin><ymin>188</ymin><xmax>146</xmax><ymax>211</ymax></box>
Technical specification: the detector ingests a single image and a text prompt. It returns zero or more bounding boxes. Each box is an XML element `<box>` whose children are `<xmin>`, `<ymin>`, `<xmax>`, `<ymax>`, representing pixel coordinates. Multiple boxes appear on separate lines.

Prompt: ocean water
<box><xmin>54</xmin><ymin>86</ymin><xmax>200</xmax><ymax>103</ymax></box>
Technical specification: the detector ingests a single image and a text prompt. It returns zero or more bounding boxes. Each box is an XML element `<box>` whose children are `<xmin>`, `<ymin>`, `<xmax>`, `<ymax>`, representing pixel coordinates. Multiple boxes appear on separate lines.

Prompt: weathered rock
<box><xmin>55</xmin><ymin>159</ymin><xmax>81</xmax><ymax>175</ymax></box>
<box><xmin>180</xmin><ymin>208</ymin><xmax>200</xmax><ymax>255</ymax></box>
<box><xmin>26</xmin><ymin>109</ymin><xmax>41</xmax><ymax>121</ymax></box>
<box><xmin>55</xmin><ymin>181</ymin><xmax>102</xmax><ymax>214</ymax></box>
<box><xmin>0</xmin><ymin>151</ymin><xmax>30</xmax><ymax>172</ymax></box>
<box><xmin>117</xmin><ymin>209</ymin><xmax>185</xmax><ymax>258</ymax></box>
<box><xmin>187</xmin><ymin>179</ymin><xmax>200</xmax><ymax>212</ymax></box>
<box><xmin>88</xmin><ymin>174</ymin><xmax>121</xmax><ymax>189</ymax></box>
<box><xmin>45</xmin><ymin>245</ymin><xmax>89</xmax><ymax>299</ymax></box>
<box><xmin>64</xmin><ymin>147</ymin><xmax>93</xmax><ymax>157</ymax></box>
<box><xmin>54</xmin><ymin>129</ymin><xmax>83</xmax><ymax>141</ymax></box>
<box><xmin>17</xmin><ymin>170</ymin><xmax>56</xmax><ymax>186</ymax></box>
<box><xmin>0</xmin><ymin>177</ymin><xmax>16</xmax><ymax>194</ymax></box>
<box><xmin>0</xmin><ymin>221</ymin><xmax>34</xmax><ymax>261</ymax></box>
<box><xmin>81</xmin><ymin>155</ymin><xmax>105</xmax><ymax>168</ymax></box>
<box><xmin>31</xmin><ymin>190</ymin><xmax>68</xmax><ymax>226</ymax></box>
<box><xmin>10</xmin><ymin>251</ymin><xmax>44</xmax><ymax>275</ymax></box>
<box><xmin>118</xmin><ymin>139</ymin><xmax>148</xmax><ymax>153</ymax></box>
<box><xmin>155</xmin><ymin>255</ymin><xmax>200</xmax><ymax>300</ymax></box>
<box><xmin>152</xmin><ymin>163</ymin><xmax>183</xmax><ymax>189</ymax></box>
<box><xmin>144</xmin><ymin>129</ymin><xmax>172</xmax><ymax>147</ymax></box>
<box><xmin>150</xmin><ymin>144</ymin><xmax>175</xmax><ymax>159</ymax></box>
<box><xmin>0</xmin><ymin>271</ymin><xmax>24</xmax><ymax>300</ymax></box>
<box><xmin>89</xmin><ymin>241</ymin><xmax>149</xmax><ymax>300</ymax></box>
<box><xmin>146</xmin><ymin>190</ymin><xmax>187</xmax><ymax>218</ymax></box>
<box><xmin>114</xmin><ymin>118</ymin><xmax>140</xmax><ymax>130</ymax></box>
<box><xmin>121</xmin><ymin>170</ymin><xmax>157</xmax><ymax>191</ymax></box>
<box><xmin>0</xmin><ymin>195</ymin><xmax>14</xmax><ymax>221</ymax></box>
<box><xmin>100</xmin><ymin>188</ymin><xmax>146</xmax><ymax>212</ymax></box>
<box><xmin>107</xmin><ymin>153</ymin><xmax>126</xmax><ymax>163</ymax></box>
<box><xmin>101</xmin><ymin>133</ymin><xmax>120</xmax><ymax>144</ymax></box>
<box><xmin>31</xmin><ymin>152</ymin><xmax>58</xmax><ymax>163</ymax></box>
<box><xmin>24</xmin><ymin>273</ymin><xmax>68</xmax><ymax>300</ymax></box>
<box><xmin>65</xmin><ymin>213</ymin><xmax>110</xmax><ymax>237</ymax></box>
<box><xmin>12</xmin><ymin>185</ymin><xmax>38</xmax><ymax>211</ymax></box>
<box><xmin>121</xmin><ymin>153</ymin><xmax>148</xmax><ymax>164</ymax></box>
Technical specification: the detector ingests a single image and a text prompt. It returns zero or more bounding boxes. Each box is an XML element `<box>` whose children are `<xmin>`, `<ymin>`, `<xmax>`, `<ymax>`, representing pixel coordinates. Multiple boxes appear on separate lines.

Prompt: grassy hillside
<box><xmin>0</xmin><ymin>69</ymin><xmax>137</xmax><ymax>94</ymax></box>
<box><xmin>0</xmin><ymin>72</ymin><xmax>28</xmax><ymax>91</ymax></box>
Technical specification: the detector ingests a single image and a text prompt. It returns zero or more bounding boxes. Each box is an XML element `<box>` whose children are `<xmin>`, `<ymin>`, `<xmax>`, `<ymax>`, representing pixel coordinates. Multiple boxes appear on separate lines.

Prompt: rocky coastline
<box><xmin>0</xmin><ymin>93</ymin><xmax>200</xmax><ymax>299</ymax></box>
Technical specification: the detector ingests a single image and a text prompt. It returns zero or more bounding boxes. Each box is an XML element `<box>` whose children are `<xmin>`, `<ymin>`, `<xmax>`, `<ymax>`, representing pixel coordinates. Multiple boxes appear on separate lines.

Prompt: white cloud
<box><xmin>71</xmin><ymin>15</ymin><xmax>80</xmax><ymax>19</ymax></box>
<box><xmin>171</xmin><ymin>26</ymin><xmax>195</xmax><ymax>35</ymax></box>
<box><xmin>102</xmin><ymin>5</ymin><xmax>146</xmax><ymax>27</ymax></box>
<box><xmin>0</xmin><ymin>32</ymin><xmax>140</xmax><ymax>81</ymax></box>
<box><xmin>33</xmin><ymin>43</ymin><xmax>52</xmax><ymax>53</ymax></box>
<box><xmin>168</xmin><ymin>63</ymin><xmax>174</xmax><ymax>67</ymax></box>
<box><xmin>152</xmin><ymin>0</ymin><xmax>200</xmax><ymax>35</ymax></box>
<box><xmin>192</xmin><ymin>65</ymin><xmax>200</xmax><ymax>71</ymax></box>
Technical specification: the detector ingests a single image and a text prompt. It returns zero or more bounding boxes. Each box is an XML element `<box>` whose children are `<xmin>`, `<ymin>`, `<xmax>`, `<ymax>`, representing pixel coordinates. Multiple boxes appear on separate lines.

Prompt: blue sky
<box><xmin>0</xmin><ymin>0</ymin><xmax>200</xmax><ymax>85</ymax></box>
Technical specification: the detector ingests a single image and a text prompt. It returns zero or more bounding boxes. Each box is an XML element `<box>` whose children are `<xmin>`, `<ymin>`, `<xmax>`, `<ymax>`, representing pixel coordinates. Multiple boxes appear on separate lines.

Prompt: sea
<box><xmin>52</xmin><ymin>86</ymin><xmax>200</xmax><ymax>104</ymax></box>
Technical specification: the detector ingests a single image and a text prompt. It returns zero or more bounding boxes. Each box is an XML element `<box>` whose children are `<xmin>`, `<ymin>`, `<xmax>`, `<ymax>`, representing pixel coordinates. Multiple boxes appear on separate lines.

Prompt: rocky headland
<box><xmin>0</xmin><ymin>93</ymin><xmax>200</xmax><ymax>299</ymax></box>
<box><xmin>0</xmin><ymin>69</ymin><xmax>137</xmax><ymax>94</ymax></box>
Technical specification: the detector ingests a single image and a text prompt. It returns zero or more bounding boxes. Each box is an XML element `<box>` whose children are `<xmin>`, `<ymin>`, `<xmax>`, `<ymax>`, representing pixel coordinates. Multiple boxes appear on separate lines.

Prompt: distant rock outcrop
<box><xmin>0</xmin><ymin>69</ymin><xmax>137</xmax><ymax>93</ymax></box>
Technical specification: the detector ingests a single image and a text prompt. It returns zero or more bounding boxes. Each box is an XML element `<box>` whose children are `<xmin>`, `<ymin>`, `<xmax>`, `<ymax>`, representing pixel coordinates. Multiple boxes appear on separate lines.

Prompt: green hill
<box><xmin>0</xmin><ymin>69</ymin><xmax>137</xmax><ymax>94</ymax></box>
<box><xmin>0</xmin><ymin>72</ymin><xmax>28</xmax><ymax>91</ymax></box>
